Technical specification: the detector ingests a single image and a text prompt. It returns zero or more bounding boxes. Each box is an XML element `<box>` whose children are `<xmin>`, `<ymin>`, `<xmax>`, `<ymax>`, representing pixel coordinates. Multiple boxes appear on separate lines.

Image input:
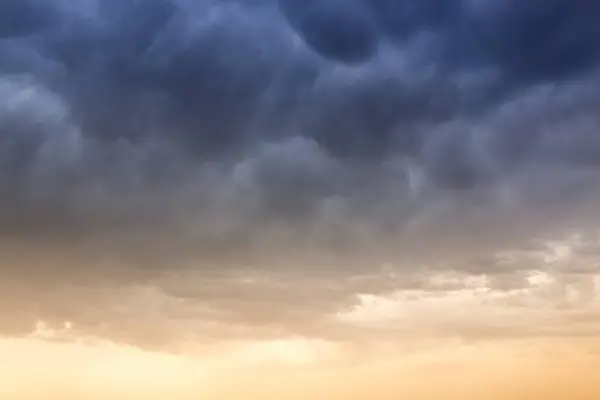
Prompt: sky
<box><xmin>1</xmin><ymin>0</ymin><xmax>600</xmax><ymax>398</ymax></box>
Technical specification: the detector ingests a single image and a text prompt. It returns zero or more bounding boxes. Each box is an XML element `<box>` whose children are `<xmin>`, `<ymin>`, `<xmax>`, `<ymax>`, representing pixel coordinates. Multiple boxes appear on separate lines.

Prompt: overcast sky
<box><xmin>1</xmin><ymin>1</ymin><xmax>600</xmax><ymax>398</ymax></box>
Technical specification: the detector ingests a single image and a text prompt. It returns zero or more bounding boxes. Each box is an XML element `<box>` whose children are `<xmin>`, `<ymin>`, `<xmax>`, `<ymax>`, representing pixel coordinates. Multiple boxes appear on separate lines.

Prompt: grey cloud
<box><xmin>279</xmin><ymin>0</ymin><xmax>378</xmax><ymax>63</ymax></box>
<box><xmin>465</xmin><ymin>0</ymin><xmax>600</xmax><ymax>78</ymax></box>
<box><xmin>1</xmin><ymin>0</ymin><xmax>600</xmax><ymax>275</ymax></box>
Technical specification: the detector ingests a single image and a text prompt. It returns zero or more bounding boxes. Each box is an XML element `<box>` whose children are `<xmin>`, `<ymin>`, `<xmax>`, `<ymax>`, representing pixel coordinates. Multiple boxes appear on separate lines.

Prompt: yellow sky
<box><xmin>1</xmin><ymin>333</ymin><xmax>599</xmax><ymax>399</ymax></box>
<box><xmin>2</xmin><ymin>233</ymin><xmax>600</xmax><ymax>399</ymax></box>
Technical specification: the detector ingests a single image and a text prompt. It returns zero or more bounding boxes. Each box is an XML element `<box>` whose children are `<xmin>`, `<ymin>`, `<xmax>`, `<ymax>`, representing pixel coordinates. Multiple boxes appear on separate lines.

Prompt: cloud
<box><xmin>2</xmin><ymin>1</ymin><xmax>600</xmax><ymax>350</ymax></box>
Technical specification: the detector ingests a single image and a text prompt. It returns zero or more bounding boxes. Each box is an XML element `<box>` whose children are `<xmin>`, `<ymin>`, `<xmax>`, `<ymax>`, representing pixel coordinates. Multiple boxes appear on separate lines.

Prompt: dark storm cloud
<box><xmin>1</xmin><ymin>0</ymin><xmax>600</xmax><ymax>269</ymax></box>
<box><xmin>282</xmin><ymin>0</ymin><xmax>600</xmax><ymax>76</ymax></box>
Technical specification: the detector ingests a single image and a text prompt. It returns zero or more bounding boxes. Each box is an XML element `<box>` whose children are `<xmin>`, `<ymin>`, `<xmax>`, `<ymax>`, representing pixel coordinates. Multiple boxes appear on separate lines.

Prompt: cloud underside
<box><xmin>1</xmin><ymin>0</ymin><xmax>600</xmax><ymax>350</ymax></box>
<box><xmin>0</xmin><ymin>1</ymin><xmax>600</xmax><ymax>261</ymax></box>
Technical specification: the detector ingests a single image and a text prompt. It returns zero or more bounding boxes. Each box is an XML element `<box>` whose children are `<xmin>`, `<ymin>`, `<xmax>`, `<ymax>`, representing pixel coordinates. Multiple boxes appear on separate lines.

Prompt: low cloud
<box><xmin>2</xmin><ymin>0</ymin><xmax>600</xmax><ymax>350</ymax></box>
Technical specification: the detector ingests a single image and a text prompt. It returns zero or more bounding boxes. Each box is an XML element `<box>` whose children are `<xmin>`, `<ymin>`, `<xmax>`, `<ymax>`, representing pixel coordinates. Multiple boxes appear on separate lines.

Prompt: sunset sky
<box><xmin>1</xmin><ymin>0</ymin><xmax>600</xmax><ymax>398</ymax></box>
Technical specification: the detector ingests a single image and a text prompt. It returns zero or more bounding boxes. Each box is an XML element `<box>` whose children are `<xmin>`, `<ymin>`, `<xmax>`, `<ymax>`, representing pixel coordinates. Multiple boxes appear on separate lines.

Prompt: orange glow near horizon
<box><xmin>2</xmin><ymin>232</ymin><xmax>600</xmax><ymax>399</ymax></box>
<box><xmin>1</xmin><ymin>330</ymin><xmax>599</xmax><ymax>399</ymax></box>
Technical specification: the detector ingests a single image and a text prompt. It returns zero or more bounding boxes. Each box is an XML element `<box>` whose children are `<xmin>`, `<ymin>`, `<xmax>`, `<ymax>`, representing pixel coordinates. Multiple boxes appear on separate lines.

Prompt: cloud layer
<box><xmin>2</xmin><ymin>1</ymin><xmax>600</xmax><ymax>348</ymax></box>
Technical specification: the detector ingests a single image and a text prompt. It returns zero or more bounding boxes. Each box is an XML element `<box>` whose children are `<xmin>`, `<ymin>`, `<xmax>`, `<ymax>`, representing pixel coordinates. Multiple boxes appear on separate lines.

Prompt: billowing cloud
<box><xmin>2</xmin><ymin>0</ymin><xmax>600</xmax><ymax>351</ymax></box>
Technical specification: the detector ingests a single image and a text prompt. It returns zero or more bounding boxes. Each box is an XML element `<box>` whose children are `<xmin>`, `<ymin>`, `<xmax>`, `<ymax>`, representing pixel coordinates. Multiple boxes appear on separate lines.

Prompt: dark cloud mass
<box><xmin>1</xmin><ymin>0</ymin><xmax>600</xmax><ymax>270</ymax></box>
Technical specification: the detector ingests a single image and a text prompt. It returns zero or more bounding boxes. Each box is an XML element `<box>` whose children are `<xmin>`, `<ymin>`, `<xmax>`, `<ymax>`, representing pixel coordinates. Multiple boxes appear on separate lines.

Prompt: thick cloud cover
<box><xmin>1</xmin><ymin>0</ymin><xmax>600</xmax><ymax>270</ymax></box>
<box><xmin>4</xmin><ymin>1</ymin><xmax>600</xmax><ymax>354</ymax></box>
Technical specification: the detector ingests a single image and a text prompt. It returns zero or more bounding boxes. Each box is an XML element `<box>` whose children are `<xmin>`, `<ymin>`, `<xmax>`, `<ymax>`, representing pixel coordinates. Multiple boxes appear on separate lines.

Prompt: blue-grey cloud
<box><xmin>1</xmin><ymin>0</ymin><xmax>600</xmax><ymax>270</ymax></box>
